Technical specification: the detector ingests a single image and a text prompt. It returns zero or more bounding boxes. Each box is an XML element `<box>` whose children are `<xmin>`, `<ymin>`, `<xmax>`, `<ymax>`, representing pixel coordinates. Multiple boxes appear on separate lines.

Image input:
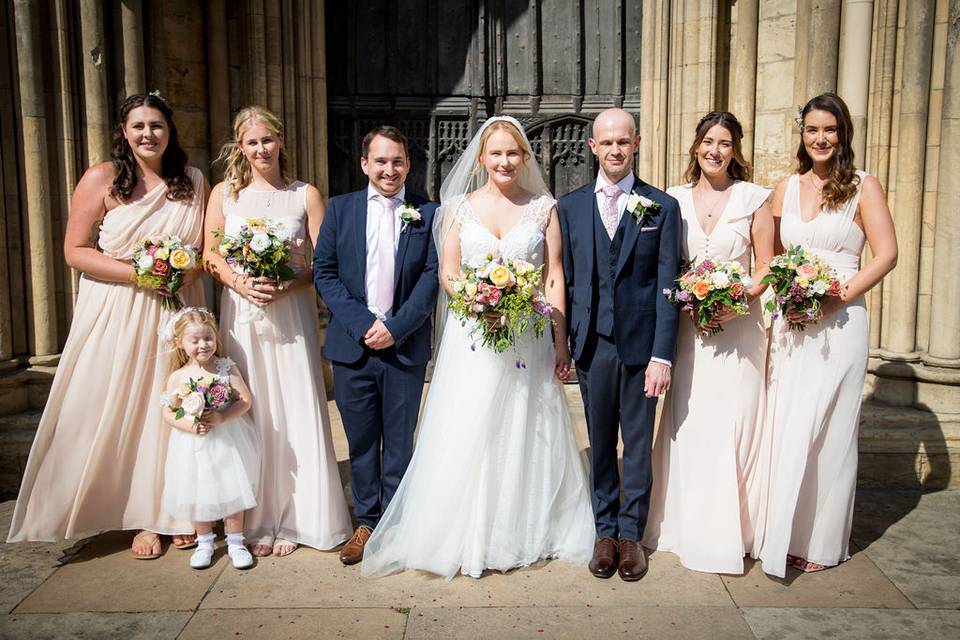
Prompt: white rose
<box><xmin>249</xmin><ymin>233</ymin><xmax>272</xmax><ymax>253</ymax></box>
<box><xmin>464</xmin><ymin>281</ymin><xmax>478</xmax><ymax>297</ymax></box>
<box><xmin>180</xmin><ymin>391</ymin><xmax>205</xmax><ymax>417</ymax></box>
<box><xmin>740</xmin><ymin>275</ymin><xmax>753</xmax><ymax>289</ymax></box>
<box><xmin>136</xmin><ymin>254</ymin><xmax>155</xmax><ymax>271</ymax></box>
<box><xmin>272</xmin><ymin>220</ymin><xmax>293</xmax><ymax>242</ymax></box>
<box><xmin>626</xmin><ymin>193</ymin><xmax>642</xmax><ymax>211</ymax></box>
<box><xmin>811</xmin><ymin>279</ymin><xmax>829</xmax><ymax>295</ymax></box>
<box><xmin>711</xmin><ymin>271</ymin><xmax>730</xmax><ymax>288</ymax></box>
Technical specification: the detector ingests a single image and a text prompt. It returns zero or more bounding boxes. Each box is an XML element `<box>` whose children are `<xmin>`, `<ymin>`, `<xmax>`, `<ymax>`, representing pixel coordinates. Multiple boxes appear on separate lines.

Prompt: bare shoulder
<box><xmin>78</xmin><ymin>162</ymin><xmax>115</xmax><ymax>189</ymax></box>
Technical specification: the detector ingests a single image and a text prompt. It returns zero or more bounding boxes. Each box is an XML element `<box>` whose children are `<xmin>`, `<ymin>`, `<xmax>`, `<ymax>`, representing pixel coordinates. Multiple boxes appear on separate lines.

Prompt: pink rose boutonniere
<box><xmin>398</xmin><ymin>203</ymin><xmax>423</xmax><ymax>233</ymax></box>
<box><xmin>626</xmin><ymin>190</ymin><xmax>661</xmax><ymax>226</ymax></box>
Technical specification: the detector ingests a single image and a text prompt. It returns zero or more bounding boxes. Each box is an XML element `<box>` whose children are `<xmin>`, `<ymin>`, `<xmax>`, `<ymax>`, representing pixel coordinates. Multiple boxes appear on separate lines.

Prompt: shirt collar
<box><xmin>594</xmin><ymin>173</ymin><xmax>635</xmax><ymax>195</ymax></box>
<box><xmin>367</xmin><ymin>184</ymin><xmax>406</xmax><ymax>205</ymax></box>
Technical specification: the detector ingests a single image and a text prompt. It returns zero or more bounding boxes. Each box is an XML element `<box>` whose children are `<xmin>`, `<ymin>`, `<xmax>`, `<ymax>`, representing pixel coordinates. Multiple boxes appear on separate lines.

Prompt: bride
<box><xmin>361</xmin><ymin>116</ymin><xmax>595</xmax><ymax>580</ymax></box>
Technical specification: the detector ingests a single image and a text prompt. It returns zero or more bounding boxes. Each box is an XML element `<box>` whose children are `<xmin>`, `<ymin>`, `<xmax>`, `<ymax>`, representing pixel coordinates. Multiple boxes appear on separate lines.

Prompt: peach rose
<box><xmin>797</xmin><ymin>262</ymin><xmax>818</xmax><ymax>279</ymax></box>
<box><xmin>692</xmin><ymin>280</ymin><xmax>710</xmax><ymax>300</ymax></box>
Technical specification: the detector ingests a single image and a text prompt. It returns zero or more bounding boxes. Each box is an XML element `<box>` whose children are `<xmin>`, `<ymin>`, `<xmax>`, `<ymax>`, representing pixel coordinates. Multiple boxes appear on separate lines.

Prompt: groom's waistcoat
<box><xmin>593</xmin><ymin>213</ymin><xmax>626</xmax><ymax>338</ymax></box>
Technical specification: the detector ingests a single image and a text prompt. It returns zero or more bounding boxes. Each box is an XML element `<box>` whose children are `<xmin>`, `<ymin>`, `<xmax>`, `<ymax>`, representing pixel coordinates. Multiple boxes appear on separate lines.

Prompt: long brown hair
<box><xmin>797</xmin><ymin>92</ymin><xmax>859</xmax><ymax>209</ymax></box>
<box><xmin>110</xmin><ymin>93</ymin><xmax>194</xmax><ymax>202</ymax></box>
<box><xmin>683</xmin><ymin>111</ymin><xmax>752</xmax><ymax>184</ymax></box>
<box><xmin>167</xmin><ymin>309</ymin><xmax>225</xmax><ymax>376</ymax></box>
<box><xmin>217</xmin><ymin>106</ymin><xmax>292</xmax><ymax>200</ymax></box>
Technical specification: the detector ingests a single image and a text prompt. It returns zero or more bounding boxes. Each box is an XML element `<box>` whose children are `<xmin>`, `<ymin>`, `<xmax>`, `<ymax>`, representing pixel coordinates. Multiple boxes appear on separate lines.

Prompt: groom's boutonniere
<box><xmin>398</xmin><ymin>203</ymin><xmax>423</xmax><ymax>233</ymax></box>
<box><xmin>626</xmin><ymin>190</ymin><xmax>661</xmax><ymax>226</ymax></box>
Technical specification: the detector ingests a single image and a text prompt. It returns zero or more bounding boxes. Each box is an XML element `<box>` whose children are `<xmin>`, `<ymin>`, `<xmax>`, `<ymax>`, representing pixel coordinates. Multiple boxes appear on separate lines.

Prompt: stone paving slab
<box><xmin>720</xmin><ymin>550</ymin><xmax>913</xmax><ymax>609</ymax></box>
<box><xmin>742</xmin><ymin>607</ymin><xmax>960</xmax><ymax>639</ymax></box>
<box><xmin>179</xmin><ymin>608</ymin><xmax>407</xmax><ymax>640</ymax></box>
<box><xmin>0</xmin><ymin>612</ymin><xmax>191</xmax><ymax>640</ymax></box>
<box><xmin>403</xmin><ymin>605</ymin><xmax>754</xmax><ymax>639</ymax></box>
<box><xmin>14</xmin><ymin>531</ymin><xmax>227</xmax><ymax>613</ymax></box>
<box><xmin>853</xmin><ymin>489</ymin><xmax>960</xmax><ymax>609</ymax></box>
<box><xmin>200</xmin><ymin>547</ymin><xmax>732</xmax><ymax>610</ymax></box>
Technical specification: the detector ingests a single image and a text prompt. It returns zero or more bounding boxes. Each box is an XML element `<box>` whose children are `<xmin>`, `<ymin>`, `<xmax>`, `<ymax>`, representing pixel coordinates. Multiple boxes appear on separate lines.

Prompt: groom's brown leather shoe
<box><xmin>339</xmin><ymin>525</ymin><xmax>373</xmax><ymax>565</ymax></box>
<box><xmin>588</xmin><ymin>537</ymin><xmax>619</xmax><ymax>578</ymax></box>
<box><xmin>618</xmin><ymin>539</ymin><xmax>648</xmax><ymax>581</ymax></box>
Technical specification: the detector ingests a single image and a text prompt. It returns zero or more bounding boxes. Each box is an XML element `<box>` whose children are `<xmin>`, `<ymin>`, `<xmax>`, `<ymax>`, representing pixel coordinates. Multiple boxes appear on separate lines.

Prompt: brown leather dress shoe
<box><xmin>339</xmin><ymin>525</ymin><xmax>373</xmax><ymax>565</ymax></box>
<box><xmin>588</xmin><ymin>537</ymin><xmax>619</xmax><ymax>578</ymax></box>
<box><xmin>618</xmin><ymin>539</ymin><xmax>648</xmax><ymax>581</ymax></box>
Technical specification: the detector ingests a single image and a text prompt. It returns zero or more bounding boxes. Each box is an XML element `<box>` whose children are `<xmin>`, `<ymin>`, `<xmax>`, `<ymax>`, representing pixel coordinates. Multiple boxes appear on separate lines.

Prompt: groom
<box><xmin>558</xmin><ymin>108</ymin><xmax>681</xmax><ymax>581</ymax></box>
<box><xmin>313</xmin><ymin>125</ymin><xmax>439</xmax><ymax>565</ymax></box>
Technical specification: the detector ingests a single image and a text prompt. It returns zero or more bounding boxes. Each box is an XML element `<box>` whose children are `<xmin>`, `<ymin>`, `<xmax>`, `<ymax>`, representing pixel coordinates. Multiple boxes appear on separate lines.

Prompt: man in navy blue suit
<box><xmin>313</xmin><ymin>126</ymin><xmax>439</xmax><ymax>565</ymax></box>
<box><xmin>558</xmin><ymin>108</ymin><xmax>681</xmax><ymax>581</ymax></box>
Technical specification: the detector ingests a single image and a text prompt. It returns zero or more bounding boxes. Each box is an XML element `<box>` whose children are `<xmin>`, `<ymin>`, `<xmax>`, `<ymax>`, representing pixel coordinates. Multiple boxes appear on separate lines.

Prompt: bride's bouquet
<box><xmin>447</xmin><ymin>253</ymin><xmax>554</xmax><ymax>367</ymax></box>
<box><xmin>762</xmin><ymin>244</ymin><xmax>842</xmax><ymax>331</ymax></box>
<box><xmin>132</xmin><ymin>235</ymin><xmax>199</xmax><ymax>310</ymax></box>
<box><xmin>166</xmin><ymin>375</ymin><xmax>237</xmax><ymax>426</ymax></box>
<box><xmin>663</xmin><ymin>258</ymin><xmax>752</xmax><ymax>336</ymax></box>
<box><xmin>213</xmin><ymin>218</ymin><xmax>302</xmax><ymax>286</ymax></box>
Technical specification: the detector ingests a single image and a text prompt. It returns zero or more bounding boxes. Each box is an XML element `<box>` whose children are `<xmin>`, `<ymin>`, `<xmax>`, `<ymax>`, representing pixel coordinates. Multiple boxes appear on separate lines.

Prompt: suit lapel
<box><xmin>353</xmin><ymin>190</ymin><xmax>368</xmax><ymax>282</ymax></box>
<box><xmin>579</xmin><ymin>187</ymin><xmax>597</xmax><ymax>278</ymax></box>
<box><xmin>615</xmin><ymin>175</ymin><xmax>649</xmax><ymax>278</ymax></box>
<box><xmin>392</xmin><ymin>205</ymin><xmax>412</xmax><ymax>293</ymax></box>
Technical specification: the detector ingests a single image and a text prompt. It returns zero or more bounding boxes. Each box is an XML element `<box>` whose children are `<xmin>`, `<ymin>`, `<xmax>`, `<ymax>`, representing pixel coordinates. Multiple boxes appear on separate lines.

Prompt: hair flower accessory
<box><xmin>158</xmin><ymin>306</ymin><xmax>213</xmax><ymax>345</ymax></box>
<box><xmin>794</xmin><ymin>106</ymin><xmax>805</xmax><ymax>131</ymax></box>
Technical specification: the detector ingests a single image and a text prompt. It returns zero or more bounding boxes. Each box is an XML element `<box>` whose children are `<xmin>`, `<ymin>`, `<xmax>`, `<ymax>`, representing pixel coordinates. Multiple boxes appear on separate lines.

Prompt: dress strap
<box><xmin>215</xmin><ymin>357</ymin><xmax>235</xmax><ymax>379</ymax></box>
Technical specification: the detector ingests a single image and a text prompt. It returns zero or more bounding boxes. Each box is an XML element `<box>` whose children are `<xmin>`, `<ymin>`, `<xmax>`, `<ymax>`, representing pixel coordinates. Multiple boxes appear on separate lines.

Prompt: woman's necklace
<box><xmin>695</xmin><ymin>183</ymin><xmax>730</xmax><ymax>219</ymax></box>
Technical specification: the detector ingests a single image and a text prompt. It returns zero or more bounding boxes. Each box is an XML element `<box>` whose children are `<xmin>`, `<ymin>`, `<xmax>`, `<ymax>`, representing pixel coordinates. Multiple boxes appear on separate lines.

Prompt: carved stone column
<box><xmin>206</xmin><ymin>0</ymin><xmax>230</xmax><ymax>181</ymax></box>
<box><xmin>120</xmin><ymin>0</ymin><xmax>146</xmax><ymax>96</ymax></box>
<box><xmin>730</xmin><ymin>0</ymin><xmax>759</xmax><ymax>164</ymax></box>
<box><xmin>638</xmin><ymin>0</ymin><xmax>669</xmax><ymax>186</ymax></box>
<box><xmin>79</xmin><ymin>0</ymin><xmax>110</xmax><ymax>165</ymax></box>
<box><xmin>839</xmin><ymin>0</ymin><xmax>874</xmax><ymax>162</ymax></box>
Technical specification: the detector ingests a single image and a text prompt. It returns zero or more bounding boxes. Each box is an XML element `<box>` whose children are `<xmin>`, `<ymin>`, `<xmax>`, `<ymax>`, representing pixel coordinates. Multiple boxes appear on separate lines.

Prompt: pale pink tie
<box><xmin>601</xmin><ymin>184</ymin><xmax>621</xmax><ymax>239</ymax></box>
<box><xmin>374</xmin><ymin>196</ymin><xmax>396</xmax><ymax>317</ymax></box>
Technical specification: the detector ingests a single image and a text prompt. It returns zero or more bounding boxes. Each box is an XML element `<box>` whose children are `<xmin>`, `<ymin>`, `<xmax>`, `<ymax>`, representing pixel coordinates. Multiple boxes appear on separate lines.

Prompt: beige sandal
<box><xmin>131</xmin><ymin>530</ymin><xmax>162</xmax><ymax>560</ymax></box>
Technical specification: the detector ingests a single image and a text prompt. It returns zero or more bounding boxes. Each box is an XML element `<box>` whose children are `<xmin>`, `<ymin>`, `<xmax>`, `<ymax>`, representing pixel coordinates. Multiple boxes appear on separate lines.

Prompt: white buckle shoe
<box><xmin>229</xmin><ymin>545</ymin><xmax>254</xmax><ymax>569</ymax></box>
<box><xmin>190</xmin><ymin>546</ymin><xmax>215</xmax><ymax>569</ymax></box>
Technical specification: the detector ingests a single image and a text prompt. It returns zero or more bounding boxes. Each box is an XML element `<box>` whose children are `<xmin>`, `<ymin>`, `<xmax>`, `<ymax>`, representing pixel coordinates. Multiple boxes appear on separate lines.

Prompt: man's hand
<box><xmin>364</xmin><ymin>319</ymin><xmax>395</xmax><ymax>350</ymax></box>
<box><xmin>644</xmin><ymin>361</ymin><xmax>671</xmax><ymax>398</ymax></box>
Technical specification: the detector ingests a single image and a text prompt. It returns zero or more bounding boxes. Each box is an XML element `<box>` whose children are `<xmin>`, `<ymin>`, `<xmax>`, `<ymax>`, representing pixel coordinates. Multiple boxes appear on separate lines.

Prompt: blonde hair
<box><xmin>168</xmin><ymin>309</ymin><xmax>225</xmax><ymax>375</ymax></box>
<box><xmin>475</xmin><ymin>120</ymin><xmax>531</xmax><ymax>167</ymax></box>
<box><xmin>217</xmin><ymin>105</ymin><xmax>292</xmax><ymax>200</ymax></box>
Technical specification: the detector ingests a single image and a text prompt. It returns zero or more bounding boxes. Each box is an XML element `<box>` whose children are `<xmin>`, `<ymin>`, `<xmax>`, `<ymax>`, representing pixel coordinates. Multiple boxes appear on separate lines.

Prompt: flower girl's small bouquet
<box><xmin>167</xmin><ymin>374</ymin><xmax>237</xmax><ymax>425</ymax></box>
<box><xmin>213</xmin><ymin>218</ymin><xmax>302</xmax><ymax>286</ymax></box>
<box><xmin>663</xmin><ymin>258</ymin><xmax>752</xmax><ymax>336</ymax></box>
<box><xmin>132</xmin><ymin>235</ymin><xmax>199</xmax><ymax>310</ymax></box>
<box><xmin>447</xmin><ymin>253</ymin><xmax>554</xmax><ymax>367</ymax></box>
<box><xmin>761</xmin><ymin>244</ymin><xmax>842</xmax><ymax>331</ymax></box>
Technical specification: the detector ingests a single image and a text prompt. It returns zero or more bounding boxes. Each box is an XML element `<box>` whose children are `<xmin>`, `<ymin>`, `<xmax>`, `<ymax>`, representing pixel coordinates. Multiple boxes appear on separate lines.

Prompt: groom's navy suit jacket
<box><xmin>558</xmin><ymin>176</ymin><xmax>681</xmax><ymax>366</ymax></box>
<box><xmin>313</xmin><ymin>189</ymin><xmax>439</xmax><ymax>367</ymax></box>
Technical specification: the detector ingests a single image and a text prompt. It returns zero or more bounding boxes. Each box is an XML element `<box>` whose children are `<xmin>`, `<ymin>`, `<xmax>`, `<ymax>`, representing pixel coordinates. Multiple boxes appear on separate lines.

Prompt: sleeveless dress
<box><xmin>643</xmin><ymin>181</ymin><xmax>771</xmax><ymax>574</ymax></box>
<box><xmin>7</xmin><ymin>167</ymin><xmax>206</xmax><ymax>542</ymax></box>
<box><xmin>758</xmin><ymin>171</ymin><xmax>869</xmax><ymax>578</ymax></box>
<box><xmin>361</xmin><ymin>194</ymin><xmax>595</xmax><ymax>580</ymax></box>
<box><xmin>161</xmin><ymin>357</ymin><xmax>260</xmax><ymax>522</ymax></box>
<box><xmin>220</xmin><ymin>183</ymin><xmax>352</xmax><ymax>550</ymax></box>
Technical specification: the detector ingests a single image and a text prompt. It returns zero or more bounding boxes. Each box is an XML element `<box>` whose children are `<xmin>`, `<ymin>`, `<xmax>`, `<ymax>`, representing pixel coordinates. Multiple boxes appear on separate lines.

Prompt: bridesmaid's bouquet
<box><xmin>214</xmin><ymin>218</ymin><xmax>302</xmax><ymax>286</ymax></box>
<box><xmin>132</xmin><ymin>235</ymin><xmax>199</xmax><ymax>310</ymax></box>
<box><xmin>447</xmin><ymin>253</ymin><xmax>554</xmax><ymax>367</ymax></box>
<box><xmin>762</xmin><ymin>244</ymin><xmax>842</xmax><ymax>331</ymax></box>
<box><xmin>165</xmin><ymin>374</ymin><xmax>237</xmax><ymax>425</ymax></box>
<box><xmin>664</xmin><ymin>258</ymin><xmax>752</xmax><ymax>336</ymax></box>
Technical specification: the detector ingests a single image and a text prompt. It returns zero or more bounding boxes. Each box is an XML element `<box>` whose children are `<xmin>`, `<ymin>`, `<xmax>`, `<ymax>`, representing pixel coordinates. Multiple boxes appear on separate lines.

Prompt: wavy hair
<box><xmin>167</xmin><ymin>309</ymin><xmax>225</xmax><ymax>376</ymax></box>
<box><xmin>110</xmin><ymin>93</ymin><xmax>193</xmax><ymax>202</ymax></box>
<box><xmin>683</xmin><ymin>111</ymin><xmax>752</xmax><ymax>184</ymax></box>
<box><xmin>797</xmin><ymin>92</ymin><xmax>859</xmax><ymax>209</ymax></box>
<box><xmin>217</xmin><ymin>106</ymin><xmax>291</xmax><ymax>200</ymax></box>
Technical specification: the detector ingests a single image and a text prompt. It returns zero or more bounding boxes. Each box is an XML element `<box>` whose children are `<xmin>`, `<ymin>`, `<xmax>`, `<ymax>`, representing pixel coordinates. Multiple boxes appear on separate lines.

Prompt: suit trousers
<box><xmin>575</xmin><ymin>331</ymin><xmax>657</xmax><ymax>541</ymax></box>
<box><xmin>332</xmin><ymin>348</ymin><xmax>427</xmax><ymax>529</ymax></box>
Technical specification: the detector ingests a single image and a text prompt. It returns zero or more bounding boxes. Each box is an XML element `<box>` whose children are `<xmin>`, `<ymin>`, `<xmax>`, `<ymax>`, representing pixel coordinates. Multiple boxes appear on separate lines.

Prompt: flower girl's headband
<box><xmin>158</xmin><ymin>307</ymin><xmax>215</xmax><ymax>345</ymax></box>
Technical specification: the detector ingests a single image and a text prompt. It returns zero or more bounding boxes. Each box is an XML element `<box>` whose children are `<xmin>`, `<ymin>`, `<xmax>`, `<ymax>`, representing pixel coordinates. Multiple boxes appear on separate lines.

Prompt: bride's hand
<box><xmin>554</xmin><ymin>344</ymin><xmax>572</xmax><ymax>382</ymax></box>
<box><xmin>483</xmin><ymin>310</ymin><xmax>503</xmax><ymax>331</ymax></box>
<box><xmin>234</xmin><ymin>275</ymin><xmax>275</xmax><ymax>307</ymax></box>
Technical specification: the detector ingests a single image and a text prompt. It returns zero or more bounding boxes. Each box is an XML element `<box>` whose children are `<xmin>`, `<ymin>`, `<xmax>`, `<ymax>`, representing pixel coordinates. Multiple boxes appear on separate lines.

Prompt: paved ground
<box><xmin>1</xmin><ymin>391</ymin><xmax>958</xmax><ymax>639</ymax></box>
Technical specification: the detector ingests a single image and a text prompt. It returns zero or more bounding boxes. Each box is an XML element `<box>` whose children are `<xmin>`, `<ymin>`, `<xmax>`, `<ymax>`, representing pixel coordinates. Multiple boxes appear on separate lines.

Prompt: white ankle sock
<box><xmin>225</xmin><ymin>532</ymin><xmax>245</xmax><ymax>550</ymax></box>
<box><xmin>197</xmin><ymin>532</ymin><xmax>215</xmax><ymax>550</ymax></box>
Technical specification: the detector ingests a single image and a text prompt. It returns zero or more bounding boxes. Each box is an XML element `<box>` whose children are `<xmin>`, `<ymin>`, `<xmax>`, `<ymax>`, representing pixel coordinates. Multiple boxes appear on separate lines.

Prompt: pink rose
<box><xmin>730</xmin><ymin>282</ymin><xmax>745</xmax><ymax>298</ymax></box>
<box><xmin>486</xmin><ymin>287</ymin><xmax>503</xmax><ymax>306</ymax></box>
<box><xmin>209</xmin><ymin>383</ymin><xmax>230</xmax><ymax>407</ymax></box>
<box><xmin>797</xmin><ymin>263</ymin><xmax>818</xmax><ymax>279</ymax></box>
<box><xmin>152</xmin><ymin>259</ymin><xmax>170</xmax><ymax>276</ymax></box>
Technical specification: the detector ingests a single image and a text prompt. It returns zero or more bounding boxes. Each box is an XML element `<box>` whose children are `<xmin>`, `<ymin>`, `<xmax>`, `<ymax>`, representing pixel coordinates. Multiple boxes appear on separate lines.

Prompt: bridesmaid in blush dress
<box><xmin>642</xmin><ymin>112</ymin><xmax>774</xmax><ymax>574</ymax></box>
<box><xmin>203</xmin><ymin>106</ymin><xmax>351</xmax><ymax>558</ymax></box>
<box><xmin>7</xmin><ymin>93</ymin><xmax>207</xmax><ymax>558</ymax></box>
<box><xmin>758</xmin><ymin>93</ymin><xmax>897</xmax><ymax>578</ymax></box>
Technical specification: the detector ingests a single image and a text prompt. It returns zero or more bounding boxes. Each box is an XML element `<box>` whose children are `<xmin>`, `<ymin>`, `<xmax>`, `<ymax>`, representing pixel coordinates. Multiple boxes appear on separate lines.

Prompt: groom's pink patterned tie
<box><xmin>374</xmin><ymin>195</ymin><xmax>397</xmax><ymax>318</ymax></box>
<box><xmin>601</xmin><ymin>184</ymin><xmax>622</xmax><ymax>240</ymax></box>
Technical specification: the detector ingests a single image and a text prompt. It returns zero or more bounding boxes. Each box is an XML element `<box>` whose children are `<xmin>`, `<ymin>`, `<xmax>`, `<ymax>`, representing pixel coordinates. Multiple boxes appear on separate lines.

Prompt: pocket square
<box><xmin>640</xmin><ymin>226</ymin><xmax>658</xmax><ymax>232</ymax></box>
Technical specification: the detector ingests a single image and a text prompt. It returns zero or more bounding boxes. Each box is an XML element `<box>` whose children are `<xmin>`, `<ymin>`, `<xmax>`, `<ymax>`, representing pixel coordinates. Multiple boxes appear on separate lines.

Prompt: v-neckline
<box><xmin>795</xmin><ymin>174</ymin><xmax>825</xmax><ymax>224</ymax></box>
<box><xmin>690</xmin><ymin>181</ymin><xmax>735</xmax><ymax>238</ymax></box>
<box><xmin>464</xmin><ymin>195</ymin><xmax>536</xmax><ymax>241</ymax></box>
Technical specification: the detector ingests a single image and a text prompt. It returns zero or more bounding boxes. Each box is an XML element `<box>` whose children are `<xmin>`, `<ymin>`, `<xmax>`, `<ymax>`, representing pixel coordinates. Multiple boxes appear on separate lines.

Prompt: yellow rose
<box><xmin>517</xmin><ymin>276</ymin><xmax>527</xmax><ymax>287</ymax></box>
<box><xmin>489</xmin><ymin>266</ymin><xmax>512</xmax><ymax>287</ymax></box>
<box><xmin>177</xmin><ymin>384</ymin><xmax>191</xmax><ymax>397</ymax></box>
<box><xmin>155</xmin><ymin>247</ymin><xmax>170</xmax><ymax>260</ymax></box>
<box><xmin>796</xmin><ymin>277</ymin><xmax>809</xmax><ymax>288</ymax></box>
<box><xmin>169</xmin><ymin>249</ymin><xmax>192</xmax><ymax>270</ymax></box>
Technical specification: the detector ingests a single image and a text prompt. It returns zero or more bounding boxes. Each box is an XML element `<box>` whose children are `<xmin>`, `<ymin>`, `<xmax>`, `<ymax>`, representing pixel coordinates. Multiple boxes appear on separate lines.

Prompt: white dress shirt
<box><xmin>365</xmin><ymin>184</ymin><xmax>405</xmax><ymax>320</ymax></box>
<box><xmin>593</xmin><ymin>173</ymin><xmax>671</xmax><ymax>368</ymax></box>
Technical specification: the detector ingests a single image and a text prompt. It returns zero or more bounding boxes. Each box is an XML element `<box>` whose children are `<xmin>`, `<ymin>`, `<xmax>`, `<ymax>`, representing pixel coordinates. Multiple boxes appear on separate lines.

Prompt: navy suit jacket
<box><xmin>558</xmin><ymin>176</ymin><xmax>682</xmax><ymax>367</ymax></box>
<box><xmin>313</xmin><ymin>189</ymin><xmax>439</xmax><ymax>366</ymax></box>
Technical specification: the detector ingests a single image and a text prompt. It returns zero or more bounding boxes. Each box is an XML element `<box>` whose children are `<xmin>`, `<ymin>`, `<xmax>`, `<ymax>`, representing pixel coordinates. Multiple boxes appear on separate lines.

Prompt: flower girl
<box><xmin>160</xmin><ymin>308</ymin><xmax>260</xmax><ymax>569</ymax></box>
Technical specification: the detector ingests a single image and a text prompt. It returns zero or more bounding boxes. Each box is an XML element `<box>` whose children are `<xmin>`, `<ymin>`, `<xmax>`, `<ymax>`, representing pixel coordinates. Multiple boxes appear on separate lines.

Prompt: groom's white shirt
<box><xmin>365</xmin><ymin>184</ymin><xmax>406</xmax><ymax>320</ymax></box>
<box><xmin>592</xmin><ymin>173</ymin><xmax>671</xmax><ymax>368</ymax></box>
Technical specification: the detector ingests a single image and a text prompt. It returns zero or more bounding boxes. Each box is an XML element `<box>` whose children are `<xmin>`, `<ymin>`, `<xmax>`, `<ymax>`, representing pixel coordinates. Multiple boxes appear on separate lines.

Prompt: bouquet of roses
<box><xmin>169</xmin><ymin>374</ymin><xmax>236</xmax><ymax>425</ymax></box>
<box><xmin>447</xmin><ymin>253</ymin><xmax>554</xmax><ymax>367</ymax></box>
<box><xmin>213</xmin><ymin>218</ymin><xmax>302</xmax><ymax>285</ymax></box>
<box><xmin>761</xmin><ymin>244</ymin><xmax>842</xmax><ymax>331</ymax></box>
<box><xmin>132</xmin><ymin>235</ymin><xmax>199</xmax><ymax>310</ymax></box>
<box><xmin>663</xmin><ymin>258</ymin><xmax>752</xmax><ymax>336</ymax></box>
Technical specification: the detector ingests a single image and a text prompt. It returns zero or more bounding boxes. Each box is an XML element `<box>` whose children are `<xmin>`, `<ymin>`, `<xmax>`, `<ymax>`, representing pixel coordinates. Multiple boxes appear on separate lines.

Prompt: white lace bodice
<box><xmin>452</xmin><ymin>194</ymin><xmax>555</xmax><ymax>266</ymax></box>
